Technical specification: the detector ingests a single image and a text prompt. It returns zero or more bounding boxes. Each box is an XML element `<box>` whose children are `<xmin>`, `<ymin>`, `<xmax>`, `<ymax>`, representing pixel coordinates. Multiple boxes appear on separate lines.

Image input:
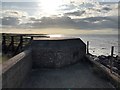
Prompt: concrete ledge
<box><xmin>2</xmin><ymin>49</ymin><xmax>32</xmax><ymax>88</ymax></box>
<box><xmin>86</xmin><ymin>55</ymin><xmax>120</xmax><ymax>88</ymax></box>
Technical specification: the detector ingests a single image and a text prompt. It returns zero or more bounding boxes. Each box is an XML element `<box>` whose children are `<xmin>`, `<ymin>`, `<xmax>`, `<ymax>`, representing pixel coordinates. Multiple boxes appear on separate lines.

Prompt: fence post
<box><xmin>30</xmin><ymin>36</ymin><xmax>33</xmax><ymax>41</ymax></box>
<box><xmin>13</xmin><ymin>36</ymin><xmax>23</xmax><ymax>55</ymax></box>
<box><xmin>2</xmin><ymin>34</ymin><xmax>6</xmax><ymax>53</ymax></box>
<box><xmin>11</xmin><ymin>36</ymin><xmax>14</xmax><ymax>52</ymax></box>
<box><xmin>110</xmin><ymin>46</ymin><xmax>114</xmax><ymax>73</ymax></box>
<box><xmin>20</xmin><ymin>36</ymin><xmax>23</xmax><ymax>50</ymax></box>
<box><xmin>87</xmin><ymin>41</ymin><xmax>89</xmax><ymax>54</ymax></box>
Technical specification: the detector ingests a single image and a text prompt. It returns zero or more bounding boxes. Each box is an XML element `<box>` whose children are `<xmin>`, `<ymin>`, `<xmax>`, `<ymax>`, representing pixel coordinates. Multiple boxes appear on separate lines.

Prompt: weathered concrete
<box><xmin>22</xmin><ymin>62</ymin><xmax>114</xmax><ymax>88</ymax></box>
<box><xmin>2</xmin><ymin>50</ymin><xmax>32</xmax><ymax>88</ymax></box>
<box><xmin>86</xmin><ymin>55</ymin><xmax>120</xmax><ymax>88</ymax></box>
<box><xmin>31</xmin><ymin>38</ymin><xmax>86</xmax><ymax>68</ymax></box>
<box><xmin>2</xmin><ymin>37</ymin><xmax>116</xmax><ymax>88</ymax></box>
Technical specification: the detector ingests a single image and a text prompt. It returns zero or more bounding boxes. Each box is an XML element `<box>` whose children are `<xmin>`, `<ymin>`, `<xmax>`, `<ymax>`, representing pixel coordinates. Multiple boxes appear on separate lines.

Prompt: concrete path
<box><xmin>22</xmin><ymin>62</ymin><xmax>114</xmax><ymax>88</ymax></box>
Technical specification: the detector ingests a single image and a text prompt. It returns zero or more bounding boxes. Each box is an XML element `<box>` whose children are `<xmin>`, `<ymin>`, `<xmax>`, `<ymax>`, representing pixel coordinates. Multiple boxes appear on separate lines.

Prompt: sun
<box><xmin>39</xmin><ymin>0</ymin><xmax>63</xmax><ymax>16</ymax></box>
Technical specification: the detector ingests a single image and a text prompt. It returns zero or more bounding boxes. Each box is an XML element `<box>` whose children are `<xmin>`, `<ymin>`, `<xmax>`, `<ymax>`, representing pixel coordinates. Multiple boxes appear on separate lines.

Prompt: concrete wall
<box><xmin>32</xmin><ymin>38</ymin><xmax>86</xmax><ymax>68</ymax></box>
<box><xmin>2</xmin><ymin>49</ymin><xmax>32</xmax><ymax>88</ymax></box>
<box><xmin>2</xmin><ymin>38</ymin><xmax>86</xmax><ymax>88</ymax></box>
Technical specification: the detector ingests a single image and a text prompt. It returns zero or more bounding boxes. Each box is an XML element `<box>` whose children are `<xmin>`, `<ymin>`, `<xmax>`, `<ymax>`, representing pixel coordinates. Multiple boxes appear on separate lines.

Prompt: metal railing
<box><xmin>2</xmin><ymin>33</ymin><xmax>50</xmax><ymax>56</ymax></box>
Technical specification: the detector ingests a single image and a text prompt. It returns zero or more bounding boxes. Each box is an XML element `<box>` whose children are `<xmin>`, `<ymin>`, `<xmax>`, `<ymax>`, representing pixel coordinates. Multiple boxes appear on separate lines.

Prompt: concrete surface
<box><xmin>31</xmin><ymin>38</ymin><xmax>86</xmax><ymax>68</ymax></box>
<box><xmin>2</xmin><ymin>50</ymin><xmax>32</xmax><ymax>88</ymax></box>
<box><xmin>22</xmin><ymin>62</ymin><xmax>114</xmax><ymax>88</ymax></box>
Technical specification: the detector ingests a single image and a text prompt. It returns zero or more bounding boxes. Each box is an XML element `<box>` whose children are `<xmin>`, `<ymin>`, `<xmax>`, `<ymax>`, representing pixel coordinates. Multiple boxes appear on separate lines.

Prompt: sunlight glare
<box><xmin>49</xmin><ymin>34</ymin><xmax>63</xmax><ymax>37</ymax></box>
<box><xmin>39</xmin><ymin>0</ymin><xmax>63</xmax><ymax>16</ymax></box>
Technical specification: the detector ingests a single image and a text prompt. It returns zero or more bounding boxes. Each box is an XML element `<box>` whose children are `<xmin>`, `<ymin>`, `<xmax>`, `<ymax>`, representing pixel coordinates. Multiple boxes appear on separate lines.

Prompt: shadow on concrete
<box><xmin>22</xmin><ymin>61</ymin><xmax>114</xmax><ymax>88</ymax></box>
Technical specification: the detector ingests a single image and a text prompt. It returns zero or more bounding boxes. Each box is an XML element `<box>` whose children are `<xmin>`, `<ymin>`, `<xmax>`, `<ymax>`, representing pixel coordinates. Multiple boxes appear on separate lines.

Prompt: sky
<box><xmin>0</xmin><ymin>0</ymin><xmax>119</xmax><ymax>34</ymax></box>
<box><xmin>1</xmin><ymin>0</ymin><xmax>120</xmax><ymax>2</ymax></box>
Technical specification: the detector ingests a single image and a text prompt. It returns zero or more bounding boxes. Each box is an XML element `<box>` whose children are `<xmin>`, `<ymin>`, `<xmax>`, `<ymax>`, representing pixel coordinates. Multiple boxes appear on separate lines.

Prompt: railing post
<box><xmin>13</xmin><ymin>36</ymin><xmax>23</xmax><ymax>55</ymax></box>
<box><xmin>87</xmin><ymin>41</ymin><xmax>89</xmax><ymax>54</ymax></box>
<box><xmin>20</xmin><ymin>36</ymin><xmax>23</xmax><ymax>50</ymax></box>
<box><xmin>11</xmin><ymin>36</ymin><xmax>14</xmax><ymax>52</ymax></box>
<box><xmin>30</xmin><ymin>36</ymin><xmax>33</xmax><ymax>41</ymax></box>
<box><xmin>2</xmin><ymin>34</ymin><xmax>7</xmax><ymax>53</ymax></box>
<box><xmin>110</xmin><ymin>46</ymin><xmax>114</xmax><ymax>73</ymax></box>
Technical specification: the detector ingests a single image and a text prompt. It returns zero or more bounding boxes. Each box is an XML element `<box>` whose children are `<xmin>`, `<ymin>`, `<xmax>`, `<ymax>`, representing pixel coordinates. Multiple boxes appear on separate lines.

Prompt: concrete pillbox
<box><xmin>31</xmin><ymin>38</ymin><xmax>86</xmax><ymax>68</ymax></box>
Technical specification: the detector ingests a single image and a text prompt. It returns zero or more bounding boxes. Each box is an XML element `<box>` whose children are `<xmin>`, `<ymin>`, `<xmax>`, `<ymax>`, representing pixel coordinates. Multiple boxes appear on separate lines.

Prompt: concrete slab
<box><xmin>22</xmin><ymin>62</ymin><xmax>114</xmax><ymax>88</ymax></box>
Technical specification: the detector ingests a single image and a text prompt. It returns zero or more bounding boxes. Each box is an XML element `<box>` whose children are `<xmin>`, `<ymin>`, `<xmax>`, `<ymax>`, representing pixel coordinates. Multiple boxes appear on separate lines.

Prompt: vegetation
<box><xmin>2</xmin><ymin>34</ymin><xmax>32</xmax><ymax>63</ymax></box>
<box><xmin>0</xmin><ymin>55</ymin><xmax>10</xmax><ymax>64</ymax></box>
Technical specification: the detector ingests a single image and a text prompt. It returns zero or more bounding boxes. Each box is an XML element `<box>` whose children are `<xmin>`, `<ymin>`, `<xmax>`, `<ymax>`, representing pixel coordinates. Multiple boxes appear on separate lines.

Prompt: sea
<box><xmin>0</xmin><ymin>34</ymin><xmax>119</xmax><ymax>57</ymax></box>
<box><xmin>62</xmin><ymin>34</ymin><xmax>119</xmax><ymax>56</ymax></box>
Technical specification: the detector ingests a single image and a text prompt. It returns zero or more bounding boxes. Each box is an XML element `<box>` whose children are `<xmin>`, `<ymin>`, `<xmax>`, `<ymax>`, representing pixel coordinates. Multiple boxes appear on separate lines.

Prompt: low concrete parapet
<box><xmin>86</xmin><ymin>55</ymin><xmax>120</xmax><ymax>88</ymax></box>
<box><xmin>2</xmin><ymin>49</ymin><xmax>32</xmax><ymax>88</ymax></box>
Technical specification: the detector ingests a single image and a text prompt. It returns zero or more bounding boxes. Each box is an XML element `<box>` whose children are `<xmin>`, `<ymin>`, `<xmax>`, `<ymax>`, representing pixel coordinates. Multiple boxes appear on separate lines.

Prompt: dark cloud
<box><xmin>2</xmin><ymin>16</ymin><xmax>118</xmax><ymax>30</ymax></box>
<box><xmin>23</xmin><ymin>16</ymin><xmax>118</xmax><ymax>30</ymax></box>
<box><xmin>80</xmin><ymin>16</ymin><xmax>118</xmax><ymax>23</ymax></box>
<box><xmin>77</xmin><ymin>17</ymin><xmax>109</xmax><ymax>23</ymax></box>
<box><xmin>29</xmin><ymin>17</ymin><xmax>41</xmax><ymax>21</ymax></box>
<box><xmin>102</xmin><ymin>7</ymin><xmax>112</xmax><ymax>11</ymax></box>
<box><xmin>1</xmin><ymin>15</ymin><xmax>118</xmax><ymax>30</ymax></box>
<box><xmin>79</xmin><ymin>2</ymin><xmax>95</xmax><ymax>8</ymax></box>
<box><xmin>2</xmin><ymin>17</ymin><xmax>20</xmax><ymax>26</ymax></box>
<box><xmin>75</xmin><ymin>16</ymin><xmax>118</xmax><ymax>30</ymax></box>
<box><xmin>64</xmin><ymin>11</ymin><xmax>85</xmax><ymax>16</ymax></box>
<box><xmin>87</xmin><ymin>8</ymin><xmax>101</xmax><ymax>12</ymax></box>
<box><xmin>25</xmin><ymin>16</ymin><xmax>77</xmax><ymax>29</ymax></box>
<box><xmin>10</xmin><ymin>11</ymin><xmax>19</xmax><ymax>15</ymax></box>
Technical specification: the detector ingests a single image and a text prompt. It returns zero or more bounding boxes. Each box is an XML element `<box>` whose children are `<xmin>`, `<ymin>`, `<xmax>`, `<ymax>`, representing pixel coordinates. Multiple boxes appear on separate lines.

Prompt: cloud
<box><xmin>58</xmin><ymin>1</ymin><xmax>118</xmax><ymax>19</ymax></box>
<box><xmin>2</xmin><ymin>17</ymin><xmax>20</xmax><ymax>26</ymax></box>
<box><xmin>79</xmin><ymin>2</ymin><xmax>95</xmax><ymax>8</ymax></box>
<box><xmin>102</xmin><ymin>7</ymin><xmax>112</xmax><ymax>11</ymax></box>
<box><xmin>24</xmin><ymin>16</ymin><xmax>77</xmax><ymax>29</ymax></box>
<box><xmin>2</xmin><ymin>10</ymin><xmax>28</xmax><ymax>18</ymax></box>
<box><xmin>1</xmin><ymin>13</ymin><xmax>117</xmax><ymax>30</ymax></box>
<box><xmin>60</xmin><ymin>4</ymin><xmax>77</xmax><ymax>11</ymax></box>
<box><xmin>75</xmin><ymin>16</ymin><xmax>118</xmax><ymax>30</ymax></box>
<box><xmin>2</xmin><ymin>1</ymin><xmax>118</xmax><ymax>19</ymax></box>
<box><xmin>21</xmin><ymin>15</ymin><xmax>118</xmax><ymax>30</ymax></box>
<box><xmin>64</xmin><ymin>10</ymin><xmax>85</xmax><ymax>16</ymax></box>
<box><xmin>29</xmin><ymin>17</ymin><xmax>41</xmax><ymax>21</ymax></box>
<box><xmin>1</xmin><ymin>1</ymin><xmax>118</xmax><ymax>31</ymax></box>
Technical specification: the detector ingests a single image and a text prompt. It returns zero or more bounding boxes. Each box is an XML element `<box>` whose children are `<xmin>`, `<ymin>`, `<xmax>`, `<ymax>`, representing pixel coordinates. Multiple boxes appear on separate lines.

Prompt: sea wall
<box><xmin>2</xmin><ymin>49</ymin><xmax>32</xmax><ymax>88</ymax></box>
<box><xmin>32</xmin><ymin>38</ymin><xmax>86</xmax><ymax>68</ymax></box>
